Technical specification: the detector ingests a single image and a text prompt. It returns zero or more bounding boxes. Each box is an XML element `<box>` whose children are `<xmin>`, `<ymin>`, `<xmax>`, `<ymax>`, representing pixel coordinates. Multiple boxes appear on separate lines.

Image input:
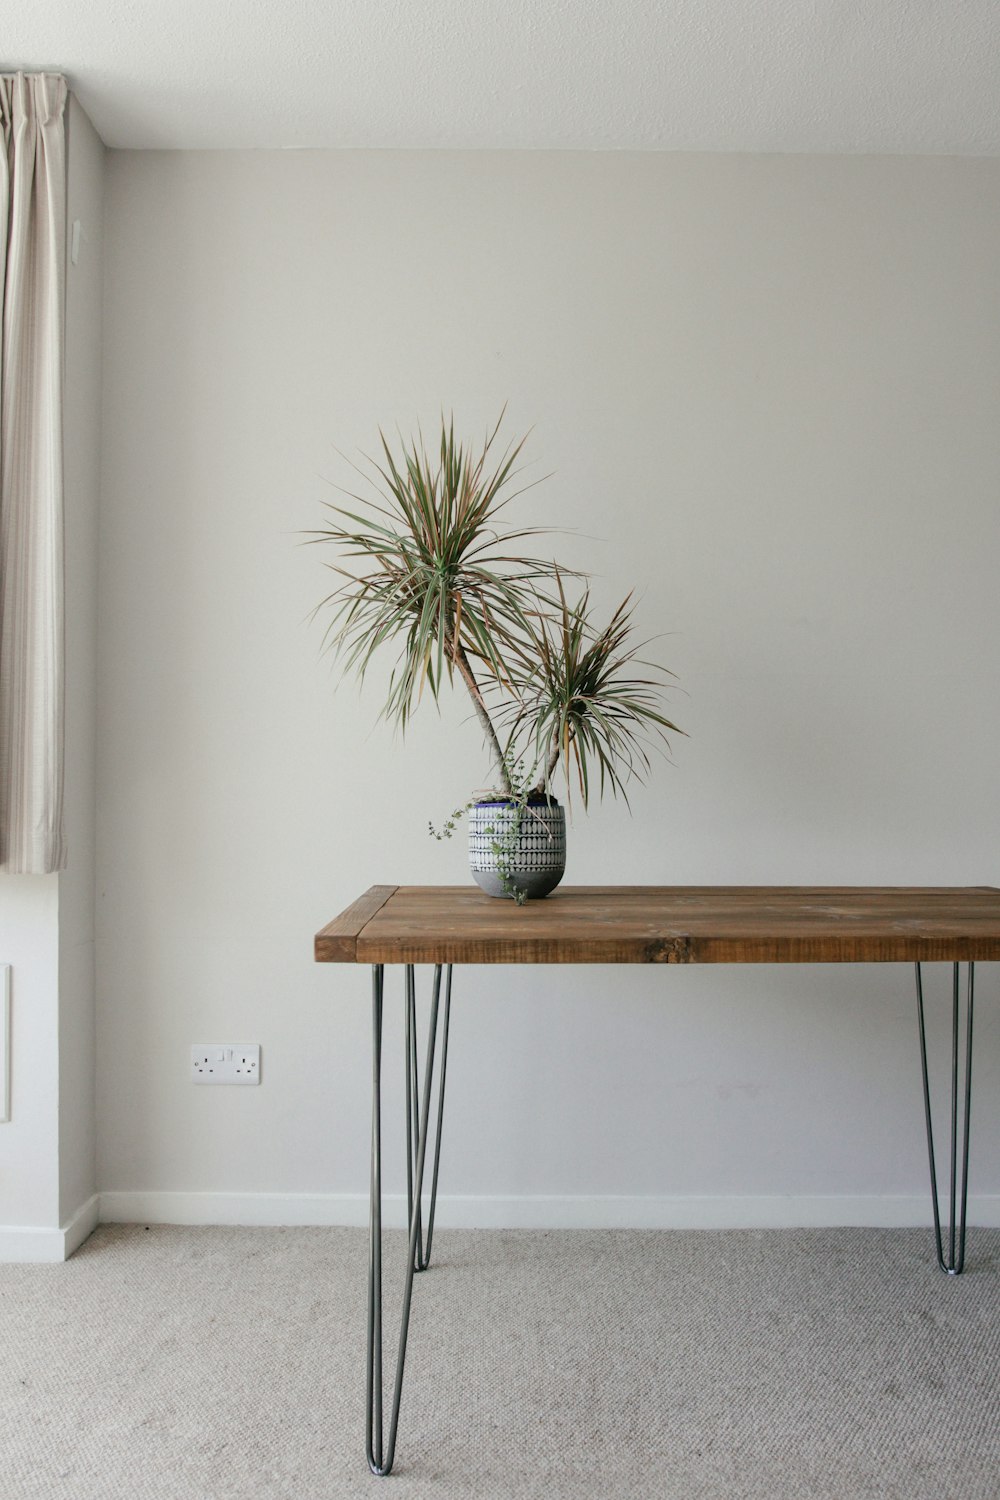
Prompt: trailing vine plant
<box><xmin>428</xmin><ymin>759</ymin><xmax>535</xmax><ymax>902</ymax></box>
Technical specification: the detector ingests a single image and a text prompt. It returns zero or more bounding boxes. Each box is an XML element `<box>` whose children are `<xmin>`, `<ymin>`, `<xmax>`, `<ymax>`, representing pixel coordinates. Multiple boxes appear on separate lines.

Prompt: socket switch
<box><xmin>1</xmin><ymin>965</ymin><xmax>10</xmax><ymax>1122</ymax></box>
<box><xmin>192</xmin><ymin>1044</ymin><xmax>260</xmax><ymax>1085</ymax></box>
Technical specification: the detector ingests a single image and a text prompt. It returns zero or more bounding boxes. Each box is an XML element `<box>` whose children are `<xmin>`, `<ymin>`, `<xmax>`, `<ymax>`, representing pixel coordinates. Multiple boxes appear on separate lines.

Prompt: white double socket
<box><xmin>191</xmin><ymin>1044</ymin><xmax>260</xmax><ymax>1085</ymax></box>
<box><xmin>1</xmin><ymin>966</ymin><xmax>10</xmax><ymax>1122</ymax></box>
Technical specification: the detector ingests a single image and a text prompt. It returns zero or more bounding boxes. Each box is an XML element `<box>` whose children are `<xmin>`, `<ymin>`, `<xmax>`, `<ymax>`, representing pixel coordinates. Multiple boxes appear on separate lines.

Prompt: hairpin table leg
<box><xmin>915</xmin><ymin>961</ymin><xmax>975</xmax><ymax>1275</ymax></box>
<box><xmin>366</xmin><ymin>963</ymin><xmax>453</xmax><ymax>1475</ymax></box>
<box><xmin>406</xmin><ymin>964</ymin><xmax>453</xmax><ymax>1273</ymax></box>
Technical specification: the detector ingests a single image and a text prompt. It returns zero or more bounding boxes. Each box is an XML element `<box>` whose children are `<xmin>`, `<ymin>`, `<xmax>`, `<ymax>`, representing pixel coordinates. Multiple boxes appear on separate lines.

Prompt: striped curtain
<box><xmin>0</xmin><ymin>74</ymin><xmax>67</xmax><ymax>873</ymax></box>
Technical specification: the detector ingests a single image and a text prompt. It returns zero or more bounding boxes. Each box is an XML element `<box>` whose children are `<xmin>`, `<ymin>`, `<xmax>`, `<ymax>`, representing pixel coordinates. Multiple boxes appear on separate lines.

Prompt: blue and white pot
<box><xmin>468</xmin><ymin>797</ymin><xmax>566</xmax><ymax>900</ymax></box>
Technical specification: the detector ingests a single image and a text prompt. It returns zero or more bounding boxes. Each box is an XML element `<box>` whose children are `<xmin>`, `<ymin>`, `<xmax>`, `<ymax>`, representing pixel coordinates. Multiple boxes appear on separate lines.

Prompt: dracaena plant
<box><xmin>498</xmin><ymin>573</ymin><xmax>682</xmax><ymax>808</ymax></box>
<box><xmin>310</xmin><ymin>411</ymin><xmax>681</xmax><ymax>807</ymax></box>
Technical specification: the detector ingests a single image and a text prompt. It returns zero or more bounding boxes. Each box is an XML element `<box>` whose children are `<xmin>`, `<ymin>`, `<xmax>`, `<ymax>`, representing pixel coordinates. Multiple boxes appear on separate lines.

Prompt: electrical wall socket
<box><xmin>192</xmin><ymin>1044</ymin><xmax>260</xmax><ymax>1085</ymax></box>
<box><xmin>1</xmin><ymin>965</ymin><xmax>10</xmax><ymax>1122</ymax></box>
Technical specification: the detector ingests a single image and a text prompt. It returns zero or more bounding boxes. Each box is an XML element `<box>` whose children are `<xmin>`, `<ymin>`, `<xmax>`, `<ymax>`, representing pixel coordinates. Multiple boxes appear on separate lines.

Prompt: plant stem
<box><xmin>448</xmin><ymin>633</ymin><xmax>514</xmax><ymax>796</ymax></box>
<box><xmin>531</xmin><ymin>739</ymin><xmax>562</xmax><ymax>799</ymax></box>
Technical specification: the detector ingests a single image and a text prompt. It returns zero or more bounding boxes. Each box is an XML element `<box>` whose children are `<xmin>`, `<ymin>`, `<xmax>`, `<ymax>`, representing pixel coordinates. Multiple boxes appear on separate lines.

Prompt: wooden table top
<box><xmin>315</xmin><ymin>885</ymin><xmax>1000</xmax><ymax>965</ymax></box>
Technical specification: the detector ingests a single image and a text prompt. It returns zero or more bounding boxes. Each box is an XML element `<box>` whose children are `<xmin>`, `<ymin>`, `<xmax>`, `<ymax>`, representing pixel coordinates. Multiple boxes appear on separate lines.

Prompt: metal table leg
<box><xmin>915</xmin><ymin>961</ymin><xmax>975</xmax><ymax>1275</ymax></box>
<box><xmin>366</xmin><ymin>963</ymin><xmax>453</xmax><ymax>1476</ymax></box>
<box><xmin>406</xmin><ymin>964</ymin><xmax>452</xmax><ymax>1273</ymax></box>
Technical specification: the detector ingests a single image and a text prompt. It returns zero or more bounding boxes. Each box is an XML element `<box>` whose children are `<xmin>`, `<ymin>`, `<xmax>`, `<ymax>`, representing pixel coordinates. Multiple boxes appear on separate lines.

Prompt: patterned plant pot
<box><xmin>468</xmin><ymin>797</ymin><xmax>566</xmax><ymax>900</ymax></box>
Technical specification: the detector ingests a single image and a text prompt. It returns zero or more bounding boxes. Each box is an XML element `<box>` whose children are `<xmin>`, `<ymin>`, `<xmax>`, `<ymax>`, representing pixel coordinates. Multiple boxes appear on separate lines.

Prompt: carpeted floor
<box><xmin>0</xmin><ymin>1225</ymin><xmax>998</xmax><ymax>1500</ymax></box>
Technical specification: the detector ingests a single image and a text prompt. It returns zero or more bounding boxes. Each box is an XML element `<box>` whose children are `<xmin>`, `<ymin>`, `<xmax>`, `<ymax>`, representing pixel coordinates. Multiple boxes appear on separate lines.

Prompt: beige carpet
<box><xmin>1</xmin><ymin>1224</ymin><xmax>998</xmax><ymax>1499</ymax></box>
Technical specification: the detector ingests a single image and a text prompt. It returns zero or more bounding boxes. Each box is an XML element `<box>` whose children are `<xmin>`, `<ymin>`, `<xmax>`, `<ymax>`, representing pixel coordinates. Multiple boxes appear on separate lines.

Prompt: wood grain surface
<box><xmin>314</xmin><ymin>885</ymin><xmax>1000</xmax><ymax>965</ymax></box>
<box><xmin>314</xmin><ymin>885</ymin><xmax>397</xmax><ymax>962</ymax></box>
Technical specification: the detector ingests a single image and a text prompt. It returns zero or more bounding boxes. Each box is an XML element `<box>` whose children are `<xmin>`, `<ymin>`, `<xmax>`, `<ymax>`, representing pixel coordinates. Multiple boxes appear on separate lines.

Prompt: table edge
<box><xmin>314</xmin><ymin>885</ymin><xmax>398</xmax><ymax>962</ymax></box>
<box><xmin>314</xmin><ymin>885</ymin><xmax>1000</xmax><ymax>965</ymax></box>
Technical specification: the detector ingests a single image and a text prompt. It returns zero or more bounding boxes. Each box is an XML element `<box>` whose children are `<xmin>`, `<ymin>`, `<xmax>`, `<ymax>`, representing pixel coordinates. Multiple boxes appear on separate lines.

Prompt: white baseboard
<box><xmin>6</xmin><ymin>1192</ymin><xmax>997</xmax><ymax>1256</ymax></box>
<box><xmin>0</xmin><ymin>1193</ymin><xmax>100</xmax><ymax>1263</ymax></box>
<box><xmin>65</xmin><ymin>1193</ymin><xmax>101</xmax><ymax>1255</ymax></box>
<box><xmin>98</xmin><ymin>1190</ymin><xmax>1000</xmax><ymax>1232</ymax></box>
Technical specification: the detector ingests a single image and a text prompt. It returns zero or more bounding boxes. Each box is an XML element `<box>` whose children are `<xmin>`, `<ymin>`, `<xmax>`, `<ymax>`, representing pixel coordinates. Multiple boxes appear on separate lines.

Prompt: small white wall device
<box><xmin>191</xmin><ymin>1044</ymin><xmax>260</xmax><ymax>1085</ymax></box>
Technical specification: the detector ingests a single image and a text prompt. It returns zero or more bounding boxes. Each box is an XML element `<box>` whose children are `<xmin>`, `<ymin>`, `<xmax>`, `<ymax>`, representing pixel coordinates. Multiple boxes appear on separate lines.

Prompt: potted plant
<box><xmin>311</xmin><ymin>413</ymin><xmax>681</xmax><ymax>900</ymax></box>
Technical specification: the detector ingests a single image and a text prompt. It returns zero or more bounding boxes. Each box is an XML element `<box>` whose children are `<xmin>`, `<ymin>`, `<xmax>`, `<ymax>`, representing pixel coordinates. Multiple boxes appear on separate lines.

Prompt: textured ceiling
<box><xmin>4</xmin><ymin>0</ymin><xmax>1000</xmax><ymax>152</ymax></box>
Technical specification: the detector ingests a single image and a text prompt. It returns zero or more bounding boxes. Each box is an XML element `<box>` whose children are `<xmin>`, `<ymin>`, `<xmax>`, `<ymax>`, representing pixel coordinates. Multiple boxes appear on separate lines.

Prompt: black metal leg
<box><xmin>915</xmin><ymin>961</ymin><xmax>975</xmax><ymax>1275</ymax></box>
<box><xmin>366</xmin><ymin>963</ymin><xmax>453</xmax><ymax>1476</ymax></box>
<box><xmin>404</xmin><ymin>966</ymin><xmax>423</xmax><ymax>1269</ymax></box>
<box><xmin>406</xmin><ymin>964</ymin><xmax>453</xmax><ymax>1272</ymax></box>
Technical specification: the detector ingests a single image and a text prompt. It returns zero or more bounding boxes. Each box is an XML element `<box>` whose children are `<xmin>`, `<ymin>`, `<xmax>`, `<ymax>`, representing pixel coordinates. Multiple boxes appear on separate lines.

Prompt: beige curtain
<box><xmin>0</xmin><ymin>73</ymin><xmax>67</xmax><ymax>873</ymax></box>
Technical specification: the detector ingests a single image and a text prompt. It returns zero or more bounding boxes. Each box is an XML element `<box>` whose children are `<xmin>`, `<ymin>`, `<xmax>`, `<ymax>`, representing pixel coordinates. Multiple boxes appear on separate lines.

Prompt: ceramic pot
<box><xmin>468</xmin><ymin>797</ymin><xmax>566</xmax><ymax>899</ymax></box>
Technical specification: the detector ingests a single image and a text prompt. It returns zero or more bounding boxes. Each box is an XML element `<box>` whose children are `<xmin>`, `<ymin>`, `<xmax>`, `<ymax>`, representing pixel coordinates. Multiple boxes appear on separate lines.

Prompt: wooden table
<box><xmin>315</xmin><ymin>885</ymin><xmax>999</xmax><ymax>1475</ymax></box>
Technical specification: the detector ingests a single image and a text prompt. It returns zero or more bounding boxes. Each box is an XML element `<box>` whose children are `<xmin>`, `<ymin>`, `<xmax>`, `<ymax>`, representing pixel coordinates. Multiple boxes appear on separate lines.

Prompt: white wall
<box><xmin>0</xmin><ymin>94</ymin><xmax>103</xmax><ymax>1259</ymax></box>
<box><xmin>59</xmin><ymin>94</ymin><xmax>104</xmax><ymax>1231</ymax></box>
<box><xmin>98</xmin><ymin>150</ymin><xmax>1000</xmax><ymax>1228</ymax></box>
<box><xmin>0</xmin><ymin>877</ymin><xmax>60</xmax><ymax>1240</ymax></box>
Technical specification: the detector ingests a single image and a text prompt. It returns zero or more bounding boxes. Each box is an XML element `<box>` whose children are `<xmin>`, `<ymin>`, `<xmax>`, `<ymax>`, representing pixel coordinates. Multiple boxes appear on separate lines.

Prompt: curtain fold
<box><xmin>0</xmin><ymin>72</ymin><xmax>67</xmax><ymax>873</ymax></box>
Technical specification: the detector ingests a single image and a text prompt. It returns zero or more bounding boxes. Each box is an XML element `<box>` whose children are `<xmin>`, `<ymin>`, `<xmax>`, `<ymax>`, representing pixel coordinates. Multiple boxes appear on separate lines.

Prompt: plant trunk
<box><xmin>531</xmin><ymin>737</ymin><xmax>562</xmax><ymax>799</ymax></box>
<box><xmin>448</xmin><ymin>633</ymin><xmax>513</xmax><ymax>796</ymax></box>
